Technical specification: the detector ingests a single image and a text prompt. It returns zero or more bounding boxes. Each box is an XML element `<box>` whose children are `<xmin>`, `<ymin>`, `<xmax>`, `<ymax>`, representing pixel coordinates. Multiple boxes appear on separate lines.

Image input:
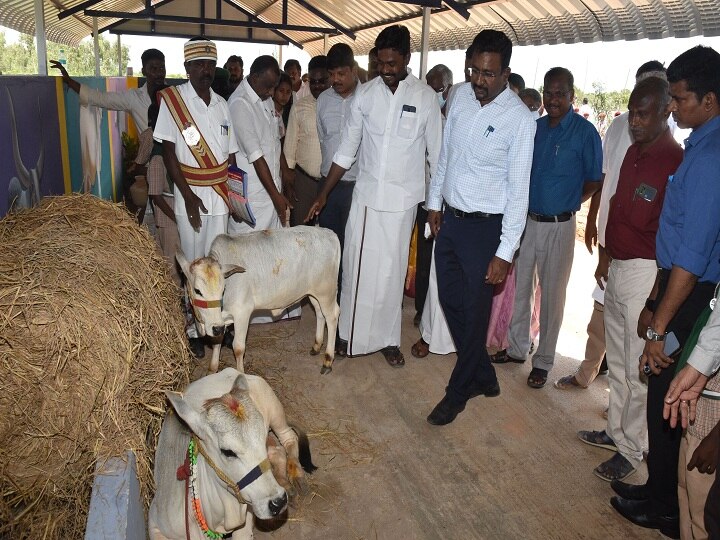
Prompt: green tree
<box><xmin>0</xmin><ymin>30</ymin><xmax>129</xmax><ymax>76</ymax></box>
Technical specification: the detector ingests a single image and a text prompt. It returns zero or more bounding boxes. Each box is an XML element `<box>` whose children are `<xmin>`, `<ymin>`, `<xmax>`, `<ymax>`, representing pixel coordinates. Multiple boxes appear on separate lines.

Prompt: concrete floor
<box><xmin>198</xmin><ymin>240</ymin><xmax>662</xmax><ymax>540</ymax></box>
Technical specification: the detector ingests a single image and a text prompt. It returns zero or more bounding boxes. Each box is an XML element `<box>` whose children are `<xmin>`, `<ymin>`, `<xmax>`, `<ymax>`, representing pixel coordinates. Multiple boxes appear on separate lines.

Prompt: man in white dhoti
<box><xmin>228</xmin><ymin>56</ymin><xmax>299</xmax><ymax>323</ymax></box>
<box><xmin>307</xmin><ymin>25</ymin><xmax>442</xmax><ymax>367</ymax></box>
<box><xmin>228</xmin><ymin>55</ymin><xmax>291</xmax><ymax>232</ymax></box>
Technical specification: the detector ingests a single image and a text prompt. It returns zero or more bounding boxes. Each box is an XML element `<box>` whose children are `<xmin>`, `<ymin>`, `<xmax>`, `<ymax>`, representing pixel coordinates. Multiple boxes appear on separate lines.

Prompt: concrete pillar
<box><xmin>323</xmin><ymin>33</ymin><xmax>329</xmax><ymax>54</ymax></box>
<box><xmin>419</xmin><ymin>7</ymin><xmax>430</xmax><ymax>79</ymax></box>
<box><xmin>117</xmin><ymin>34</ymin><xmax>122</xmax><ymax>77</ymax></box>
<box><xmin>34</xmin><ymin>0</ymin><xmax>47</xmax><ymax>75</ymax></box>
<box><xmin>93</xmin><ymin>17</ymin><xmax>101</xmax><ymax>77</ymax></box>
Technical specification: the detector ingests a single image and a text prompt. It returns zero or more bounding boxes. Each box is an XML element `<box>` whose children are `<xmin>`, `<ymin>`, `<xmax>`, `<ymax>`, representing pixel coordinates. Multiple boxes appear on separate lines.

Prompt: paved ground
<box><xmin>193</xmin><ymin>233</ymin><xmax>662</xmax><ymax>540</ymax></box>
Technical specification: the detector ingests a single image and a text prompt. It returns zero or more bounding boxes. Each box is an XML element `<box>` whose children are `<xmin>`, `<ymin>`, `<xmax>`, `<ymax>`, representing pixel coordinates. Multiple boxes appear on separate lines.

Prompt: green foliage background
<box><xmin>0</xmin><ymin>30</ymin><xmax>129</xmax><ymax>76</ymax></box>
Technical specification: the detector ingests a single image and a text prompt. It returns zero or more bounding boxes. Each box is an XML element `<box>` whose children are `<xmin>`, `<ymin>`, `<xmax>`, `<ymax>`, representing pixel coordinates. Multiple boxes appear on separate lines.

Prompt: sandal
<box><xmin>527</xmin><ymin>367</ymin><xmax>548</xmax><ymax>388</ymax></box>
<box><xmin>381</xmin><ymin>346</ymin><xmax>405</xmax><ymax>368</ymax></box>
<box><xmin>594</xmin><ymin>453</ymin><xmax>636</xmax><ymax>482</ymax></box>
<box><xmin>411</xmin><ymin>338</ymin><xmax>430</xmax><ymax>358</ymax></box>
<box><xmin>491</xmin><ymin>349</ymin><xmax>526</xmax><ymax>364</ymax></box>
<box><xmin>554</xmin><ymin>375</ymin><xmax>586</xmax><ymax>390</ymax></box>
<box><xmin>577</xmin><ymin>429</ymin><xmax>617</xmax><ymax>451</ymax></box>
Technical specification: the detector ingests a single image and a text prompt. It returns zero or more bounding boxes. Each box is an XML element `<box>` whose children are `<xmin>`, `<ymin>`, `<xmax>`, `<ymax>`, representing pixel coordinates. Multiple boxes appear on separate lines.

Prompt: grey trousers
<box><xmin>507</xmin><ymin>216</ymin><xmax>576</xmax><ymax>371</ymax></box>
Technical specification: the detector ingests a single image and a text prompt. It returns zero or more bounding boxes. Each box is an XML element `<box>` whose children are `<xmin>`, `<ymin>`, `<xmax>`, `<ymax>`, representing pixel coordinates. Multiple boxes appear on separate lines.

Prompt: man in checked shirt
<box><xmin>425</xmin><ymin>30</ymin><xmax>536</xmax><ymax>426</ymax></box>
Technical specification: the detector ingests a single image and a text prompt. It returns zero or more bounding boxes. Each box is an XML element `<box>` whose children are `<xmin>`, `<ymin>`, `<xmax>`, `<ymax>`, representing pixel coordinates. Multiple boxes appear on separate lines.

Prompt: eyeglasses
<box><xmin>542</xmin><ymin>90</ymin><xmax>571</xmax><ymax>100</ymax></box>
<box><xmin>470</xmin><ymin>69</ymin><xmax>500</xmax><ymax>80</ymax></box>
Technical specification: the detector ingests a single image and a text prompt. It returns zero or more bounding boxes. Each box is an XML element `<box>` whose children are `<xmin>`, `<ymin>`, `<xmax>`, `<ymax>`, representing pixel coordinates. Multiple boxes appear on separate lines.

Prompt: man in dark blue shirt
<box><xmin>610</xmin><ymin>45</ymin><xmax>720</xmax><ymax>539</ymax></box>
<box><xmin>495</xmin><ymin>67</ymin><xmax>603</xmax><ymax>389</ymax></box>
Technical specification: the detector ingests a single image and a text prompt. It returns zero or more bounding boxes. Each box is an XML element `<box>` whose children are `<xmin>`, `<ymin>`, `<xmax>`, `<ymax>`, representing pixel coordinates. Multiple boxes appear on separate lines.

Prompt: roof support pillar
<box><xmin>34</xmin><ymin>0</ymin><xmax>47</xmax><ymax>75</ymax></box>
<box><xmin>117</xmin><ymin>34</ymin><xmax>122</xmax><ymax>76</ymax></box>
<box><xmin>419</xmin><ymin>6</ymin><xmax>430</xmax><ymax>79</ymax></box>
<box><xmin>323</xmin><ymin>33</ymin><xmax>328</xmax><ymax>54</ymax></box>
<box><xmin>93</xmin><ymin>17</ymin><xmax>101</xmax><ymax>76</ymax></box>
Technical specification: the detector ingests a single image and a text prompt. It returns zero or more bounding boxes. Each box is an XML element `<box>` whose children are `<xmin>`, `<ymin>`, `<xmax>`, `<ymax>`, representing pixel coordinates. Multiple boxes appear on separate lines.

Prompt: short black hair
<box><xmin>277</xmin><ymin>71</ymin><xmax>292</xmax><ymax>89</ymax></box>
<box><xmin>544</xmin><ymin>67</ymin><xmax>574</xmax><ymax>90</ymax></box>
<box><xmin>469</xmin><ymin>30</ymin><xmax>512</xmax><ymax>70</ymax></box>
<box><xmin>369</xmin><ymin>47</ymin><xmax>378</xmax><ymax>58</ymax></box>
<box><xmin>508</xmin><ymin>73</ymin><xmax>525</xmax><ymax>91</ymax></box>
<box><xmin>375</xmin><ymin>25</ymin><xmax>411</xmax><ymax>57</ymax></box>
<box><xmin>667</xmin><ymin>46</ymin><xmax>720</xmax><ymax>102</ymax></box>
<box><xmin>250</xmin><ymin>55</ymin><xmax>280</xmax><ymax>77</ymax></box>
<box><xmin>327</xmin><ymin>43</ymin><xmax>354</xmax><ymax>70</ymax></box>
<box><xmin>308</xmin><ymin>55</ymin><xmax>328</xmax><ymax>72</ymax></box>
<box><xmin>141</xmin><ymin>49</ymin><xmax>164</xmax><ymax>66</ymax></box>
<box><xmin>636</xmin><ymin>60</ymin><xmax>664</xmax><ymax>78</ymax></box>
<box><xmin>225</xmin><ymin>55</ymin><xmax>243</xmax><ymax>68</ymax></box>
<box><xmin>283</xmin><ymin>59</ymin><xmax>301</xmax><ymax>72</ymax></box>
<box><xmin>519</xmin><ymin>88</ymin><xmax>541</xmax><ymax>104</ymax></box>
<box><xmin>630</xmin><ymin>76</ymin><xmax>671</xmax><ymax>114</ymax></box>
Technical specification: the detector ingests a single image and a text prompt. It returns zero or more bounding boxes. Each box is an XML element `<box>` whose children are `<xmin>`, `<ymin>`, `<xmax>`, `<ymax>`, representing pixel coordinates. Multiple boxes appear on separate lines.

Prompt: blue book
<box><xmin>227</xmin><ymin>164</ymin><xmax>256</xmax><ymax>227</ymax></box>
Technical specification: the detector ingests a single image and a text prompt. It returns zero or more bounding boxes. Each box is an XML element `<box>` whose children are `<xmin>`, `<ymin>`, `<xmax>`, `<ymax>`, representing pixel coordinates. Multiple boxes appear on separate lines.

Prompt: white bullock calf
<box><xmin>149</xmin><ymin>368</ymin><xmax>314</xmax><ymax>540</ymax></box>
<box><xmin>177</xmin><ymin>226</ymin><xmax>341</xmax><ymax>374</ymax></box>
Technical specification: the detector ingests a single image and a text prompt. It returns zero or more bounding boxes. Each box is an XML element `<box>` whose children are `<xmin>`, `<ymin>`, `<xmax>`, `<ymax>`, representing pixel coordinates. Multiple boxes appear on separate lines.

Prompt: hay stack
<box><xmin>0</xmin><ymin>195</ymin><xmax>190</xmax><ymax>538</ymax></box>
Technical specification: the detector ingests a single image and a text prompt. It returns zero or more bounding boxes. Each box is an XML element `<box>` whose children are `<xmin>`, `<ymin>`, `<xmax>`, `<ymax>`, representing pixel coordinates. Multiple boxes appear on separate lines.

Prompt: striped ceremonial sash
<box><xmin>158</xmin><ymin>86</ymin><xmax>230</xmax><ymax>207</ymax></box>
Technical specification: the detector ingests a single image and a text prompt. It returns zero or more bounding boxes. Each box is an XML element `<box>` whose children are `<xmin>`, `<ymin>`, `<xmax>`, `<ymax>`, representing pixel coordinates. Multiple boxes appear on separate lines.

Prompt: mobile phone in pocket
<box><xmin>664</xmin><ymin>331</ymin><xmax>680</xmax><ymax>356</ymax></box>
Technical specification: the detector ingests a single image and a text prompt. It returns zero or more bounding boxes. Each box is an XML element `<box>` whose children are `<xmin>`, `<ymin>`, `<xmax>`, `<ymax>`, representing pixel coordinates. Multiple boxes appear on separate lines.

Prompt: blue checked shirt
<box><xmin>428</xmin><ymin>83</ymin><xmax>536</xmax><ymax>262</ymax></box>
<box><xmin>316</xmin><ymin>83</ymin><xmax>361</xmax><ymax>182</ymax></box>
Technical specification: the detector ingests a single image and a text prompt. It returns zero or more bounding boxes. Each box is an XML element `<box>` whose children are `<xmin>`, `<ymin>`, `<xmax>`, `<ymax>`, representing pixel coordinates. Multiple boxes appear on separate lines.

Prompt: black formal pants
<box><xmin>705</xmin><ymin>469</ymin><xmax>720</xmax><ymax>538</ymax></box>
<box><xmin>415</xmin><ymin>204</ymin><xmax>434</xmax><ymax>316</ymax></box>
<box><xmin>435</xmin><ymin>209</ymin><xmax>501</xmax><ymax>406</ymax></box>
<box><xmin>318</xmin><ymin>179</ymin><xmax>354</xmax><ymax>301</ymax></box>
<box><xmin>647</xmin><ymin>271</ymin><xmax>716</xmax><ymax>515</ymax></box>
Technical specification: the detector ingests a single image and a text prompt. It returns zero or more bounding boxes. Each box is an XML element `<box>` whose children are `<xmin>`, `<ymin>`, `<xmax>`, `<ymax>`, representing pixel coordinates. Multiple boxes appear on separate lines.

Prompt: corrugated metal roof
<box><xmin>2</xmin><ymin>0</ymin><xmax>720</xmax><ymax>52</ymax></box>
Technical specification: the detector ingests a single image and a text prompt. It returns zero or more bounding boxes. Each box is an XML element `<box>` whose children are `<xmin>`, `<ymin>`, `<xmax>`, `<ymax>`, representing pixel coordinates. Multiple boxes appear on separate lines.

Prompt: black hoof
<box><xmin>309</xmin><ymin>348</ymin><xmax>321</xmax><ymax>356</ymax></box>
<box><xmin>320</xmin><ymin>365</ymin><xmax>332</xmax><ymax>374</ymax></box>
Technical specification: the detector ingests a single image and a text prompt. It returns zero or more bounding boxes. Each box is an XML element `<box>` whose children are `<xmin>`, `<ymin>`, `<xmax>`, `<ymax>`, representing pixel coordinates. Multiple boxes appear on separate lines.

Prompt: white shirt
<box><xmin>316</xmin><ymin>83</ymin><xmax>361</xmax><ymax>181</ymax></box>
<box><xmin>688</xmin><ymin>289</ymin><xmax>720</xmax><ymax>376</ymax></box>
<box><xmin>153</xmin><ymin>82</ymin><xmax>239</xmax><ymax>216</ymax></box>
<box><xmin>333</xmin><ymin>72</ymin><xmax>442</xmax><ymax>212</ymax></box>
<box><xmin>80</xmin><ymin>83</ymin><xmax>152</xmax><ymax>132</ymax></box>
<box><xmin>598</xmin><ymin>112</ymin><xmax>632</xmax><ymax>246</ymax></box>
<box><xmin>295</xmin><ymin>82</ymin><xmax>311</xmax><ymax>100</ymax></box>
<box><xmin>284</xmin><ymin>94</ymin><xmax>322</xmax><ymax>178</ymax></box>
<box><xmin>428</xmin><ymin>83</ymin><xmax>536</xmax><ymax>262</ymax></box>
<box><xmin>228</xmin><ymin>77</ymin><xmax>282</xmax><ymax>199</ymax></box>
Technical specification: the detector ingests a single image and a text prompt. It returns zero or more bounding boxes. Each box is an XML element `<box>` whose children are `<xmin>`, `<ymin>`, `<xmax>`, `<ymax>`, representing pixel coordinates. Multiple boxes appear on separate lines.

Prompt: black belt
<box><xmin>295</xmin><ymin>165</ymin><xmax>321</xmax><ymax>182</ymax></box>
<box><xmin>528</xmin><ymin>211</ymin><xmax>574</xmax><ymax>223</ymax></box>
<box><xmin>445</xmin><ymin>204</ymin><xmax>499</xmax><ymax>219</ymax></box>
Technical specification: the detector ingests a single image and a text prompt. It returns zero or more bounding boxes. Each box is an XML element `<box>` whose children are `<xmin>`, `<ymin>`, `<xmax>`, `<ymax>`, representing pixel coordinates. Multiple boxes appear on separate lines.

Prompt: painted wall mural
<box><xmin>0</xmin><ymin>75</ymin><xmax>139</xmax><ymax>219</ymax></box>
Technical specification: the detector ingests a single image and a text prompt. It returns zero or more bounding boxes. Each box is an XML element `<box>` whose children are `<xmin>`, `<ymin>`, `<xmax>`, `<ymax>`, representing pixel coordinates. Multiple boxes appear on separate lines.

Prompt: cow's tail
<box><xmin>291</xmin><ymin>424</ymin><xmax>318</xmax><ymax>474</ymax></box>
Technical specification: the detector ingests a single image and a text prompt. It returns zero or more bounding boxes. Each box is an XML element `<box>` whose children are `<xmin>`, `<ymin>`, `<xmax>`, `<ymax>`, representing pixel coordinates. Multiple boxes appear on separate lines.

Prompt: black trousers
<box><xmin>647</xmin><ymin>271</ymin><xmax>716</xmax><ymax>515</ymax></box>
<box><xmin>705</xmin><ymin>470</ymin><xmax>720</xmax><ymax>538</ymax></box>
<box><xmin>435</xmin><ymin>210</ymin><xmax>501</xmax><ymax>406</ymax></box>
<box><xmin>318</xmin><ymin>179</ymin><xmax>354</xmax><ymax>301</ymax></box>
<box><xmin>415</xmin><ymin>204</ymin><xmax>434</xmax><ymax>316</ymax></box>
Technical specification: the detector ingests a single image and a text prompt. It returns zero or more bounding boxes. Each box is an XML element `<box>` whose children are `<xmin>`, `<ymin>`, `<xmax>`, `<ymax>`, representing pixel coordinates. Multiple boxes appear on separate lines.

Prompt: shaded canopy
<box><xmin>2</xmin><ymin>0</ymin><xmax>720</xmax><ymax>53</ymax></box>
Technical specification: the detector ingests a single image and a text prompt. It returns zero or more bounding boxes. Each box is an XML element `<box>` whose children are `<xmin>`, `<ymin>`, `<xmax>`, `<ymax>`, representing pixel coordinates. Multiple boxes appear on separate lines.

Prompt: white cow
<box><xmin>149</xmin><ymin>368</ymin><xmax>315</xmax><ymax>540</ymax></box>
<box><xmin>177</xmin><ymin>226</ymin><xmax>341</xmax><ymax>374</ymax></box>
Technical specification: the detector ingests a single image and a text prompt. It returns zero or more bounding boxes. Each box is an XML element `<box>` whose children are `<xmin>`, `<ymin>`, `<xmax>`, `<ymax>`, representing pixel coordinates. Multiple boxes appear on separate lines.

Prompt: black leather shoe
<box><xmin>610</xmin><ymin>496</ymin><xmax>680</xmax><ymax>539</ymax></box>
<box><xmin>188</xmin><ymin>337</ymin><xmax>205</xmax><ymax>359</ymax></box>
<box><xmin>427</xmin><ymin>396</ymin><xmax>466</xmax><ymax>426</ymax></box>
<box><xmin>610</xmin><ymin>480</ymin><xmax>648</xmax><ymax>501</ymax></box>
<box><xmin>468</xmin><ymin>381</ymin><xmax>501</xmax><ymax>399</ymax></box>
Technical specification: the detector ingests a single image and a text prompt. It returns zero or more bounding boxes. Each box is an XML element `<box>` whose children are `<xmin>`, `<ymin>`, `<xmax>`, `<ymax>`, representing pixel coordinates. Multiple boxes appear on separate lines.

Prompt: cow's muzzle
<box><xmin>211</xmin><ymin>325</ymin><xmax>225</xmax><ymax>337</ymax></box>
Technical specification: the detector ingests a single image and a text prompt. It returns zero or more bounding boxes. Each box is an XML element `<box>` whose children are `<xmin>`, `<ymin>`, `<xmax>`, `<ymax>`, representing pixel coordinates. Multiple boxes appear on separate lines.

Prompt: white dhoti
<box><xmin>339</xmin><ymin>198</ymin><xmax>416</xmax><ymax>356</ymax></box>
<box><xmin>419</xmin><ymin>247</ymin><xmax>455</xmax><ymax>355</ymax></box>
<box><xmin>227</xmin><ymin>189</ymin><xmax>300</xmax><ymax>323</ymax></box>
<box><xmin>227</xmin><ymin>189</ymin><xmax>281</xmax><ymax>234</ymax></box>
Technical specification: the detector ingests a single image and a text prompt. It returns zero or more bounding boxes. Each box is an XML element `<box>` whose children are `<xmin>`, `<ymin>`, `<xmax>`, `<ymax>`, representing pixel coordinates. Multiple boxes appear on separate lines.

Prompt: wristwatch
<box><xmin>645</xmin><ymin>326</ymin><xmax>666</xmax><ymax>342</ymax></box>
